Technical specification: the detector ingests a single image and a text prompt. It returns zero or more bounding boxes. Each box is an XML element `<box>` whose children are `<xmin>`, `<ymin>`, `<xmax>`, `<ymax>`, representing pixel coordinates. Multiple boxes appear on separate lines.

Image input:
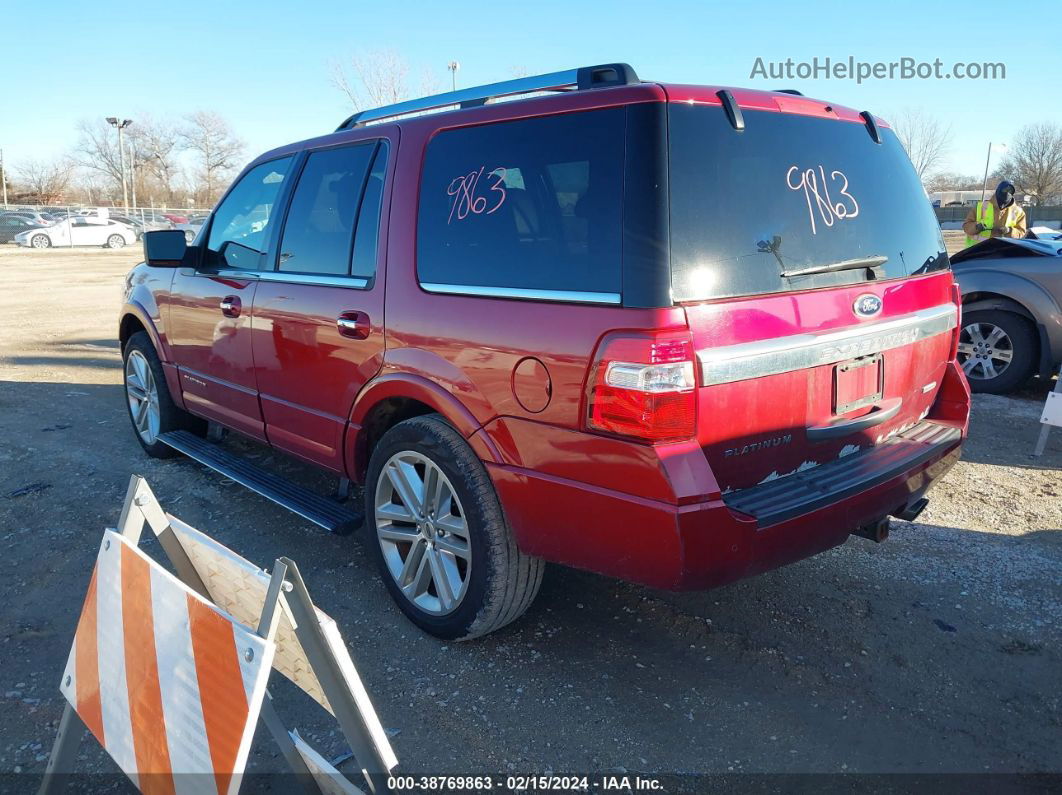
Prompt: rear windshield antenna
<box><xmin>860</xmin><ymin>111</ymin><xmax>883</xmax><ymax>144</ymax></box>
<box><xmin>716</xmin><ymin>90</ymin><xmax>745</xmax><ymax>131</ymax></box>
<box><xmin>775</xmin><ymin>89</ymin><xmax>803</xmax><ymax>95</ymax></box>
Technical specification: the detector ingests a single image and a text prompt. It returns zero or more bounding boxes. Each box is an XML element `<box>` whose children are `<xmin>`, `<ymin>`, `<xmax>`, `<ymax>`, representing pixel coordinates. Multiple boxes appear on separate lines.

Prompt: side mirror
<box><xmin>143</xmin><ymin>229</ymin><xmax>187</xmax><ymax>267</ymax></box>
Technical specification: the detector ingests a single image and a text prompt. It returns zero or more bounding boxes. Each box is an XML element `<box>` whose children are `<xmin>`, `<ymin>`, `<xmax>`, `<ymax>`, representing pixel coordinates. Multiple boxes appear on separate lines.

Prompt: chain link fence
<box><xmin>0</xmin><ymin>203</ymin><xmax>208</xmax><ymax>249</ymax></box>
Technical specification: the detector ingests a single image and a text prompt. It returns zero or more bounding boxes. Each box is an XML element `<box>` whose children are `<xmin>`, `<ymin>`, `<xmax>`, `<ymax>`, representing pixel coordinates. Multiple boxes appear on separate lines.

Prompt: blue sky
<box><xmin>4</xmin><ymin>0</ymin><xmax>1059</xmax><ymax>179</ymax></box>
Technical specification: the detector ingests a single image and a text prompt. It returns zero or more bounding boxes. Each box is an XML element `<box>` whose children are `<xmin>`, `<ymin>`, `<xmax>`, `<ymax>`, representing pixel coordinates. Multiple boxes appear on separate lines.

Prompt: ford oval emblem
<box><xmin>853</xmin><ymin>294</ymin><xmax>882</xmax><ymax>318</ymax></box>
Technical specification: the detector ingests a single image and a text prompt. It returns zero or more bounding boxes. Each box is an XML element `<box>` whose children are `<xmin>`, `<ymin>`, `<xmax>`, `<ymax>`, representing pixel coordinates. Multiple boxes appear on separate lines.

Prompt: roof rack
<box><xmin>334</xmin><ymin>62</ymin><xmax>639</xmax><ymax>131</ymax></box>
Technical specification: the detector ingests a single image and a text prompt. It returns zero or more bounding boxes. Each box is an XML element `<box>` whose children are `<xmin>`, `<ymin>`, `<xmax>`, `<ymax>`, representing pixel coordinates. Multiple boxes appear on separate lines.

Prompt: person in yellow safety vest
<box><xmin>962</xmin><ymin>180</ymin><xmax>1027</xmax><ymax>247</ymax></box>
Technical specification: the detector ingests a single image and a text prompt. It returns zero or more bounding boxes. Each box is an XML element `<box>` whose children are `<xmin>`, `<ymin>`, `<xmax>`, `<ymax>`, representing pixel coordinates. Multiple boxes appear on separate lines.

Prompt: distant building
<box><xmin>10</xmin><ymin>191</ymin><xmax>66</xmax><ymax>206</ymax></box>
<box><xmin>929</xmin><ymin>190</ymin><xmax>988</xmax><ymax>208</ymax></box>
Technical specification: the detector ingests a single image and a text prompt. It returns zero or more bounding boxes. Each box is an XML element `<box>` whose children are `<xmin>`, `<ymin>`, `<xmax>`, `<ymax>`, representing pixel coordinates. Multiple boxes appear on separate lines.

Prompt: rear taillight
<box><xmin>587</xmin><ymin>330</ymin><xmax>697</xmax><ymax>443</ymax></box>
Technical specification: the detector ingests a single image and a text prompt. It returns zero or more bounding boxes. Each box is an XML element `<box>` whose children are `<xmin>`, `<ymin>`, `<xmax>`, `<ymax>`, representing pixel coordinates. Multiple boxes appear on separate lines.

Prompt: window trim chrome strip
<box><xmin>210</xmin><ymin>270</ymin><xmax>371</xmax><ymax>289</ymax></box>
<box><xmin>697</xmin><ymin>303</ymin><xmax>958</xmax><ymax>387</ymax></box>
<box><xmin>419</xmin><ymin>282</ymin><xmax>622</xmax><ymax>305</ymax></box>
<box><xmin>257</xmin><ymin>271</ymin><xmax>370</xmax><ymax>289</ymax></box>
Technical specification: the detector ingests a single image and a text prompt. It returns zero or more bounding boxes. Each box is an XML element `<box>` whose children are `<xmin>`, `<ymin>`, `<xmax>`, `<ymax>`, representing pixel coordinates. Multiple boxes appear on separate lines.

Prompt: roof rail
<box><xmin>334</xmin><ymin>62</ymin><xmax>639</xmax><ymax>131</ymax></box>
<box><xmin>775</xmin><ymin>89</ymin><xmax>804</xmax><ymax>96</ymax></box>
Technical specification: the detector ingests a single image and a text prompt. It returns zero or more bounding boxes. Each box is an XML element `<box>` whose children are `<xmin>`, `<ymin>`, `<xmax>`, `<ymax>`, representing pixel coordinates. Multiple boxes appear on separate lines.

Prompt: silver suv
<box><xmin>952</xmin><ymin>237</ymin><xmax>1062</xmax><ymax>393</ymax></box>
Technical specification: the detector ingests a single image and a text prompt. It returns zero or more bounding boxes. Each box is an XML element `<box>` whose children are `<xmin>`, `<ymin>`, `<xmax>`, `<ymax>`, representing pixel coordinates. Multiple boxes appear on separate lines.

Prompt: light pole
<box><xmin>106</xmin><ymin>117</ymin><xmax>133</xmax><ymax>213</ymax></box>
<box><xmin>447</xmin><ymin>61</ymin><xmax>460</xmax><ymax>92</ymax></box>
<box><xmin>130</xmin><ymin>158</ymin><xmax>139</xmax><ymax>217</ymax></box>
<box><xmin>980</xmin><ymin>142</ymin><xmax>1008</xmax><ymax>202</ymax></box>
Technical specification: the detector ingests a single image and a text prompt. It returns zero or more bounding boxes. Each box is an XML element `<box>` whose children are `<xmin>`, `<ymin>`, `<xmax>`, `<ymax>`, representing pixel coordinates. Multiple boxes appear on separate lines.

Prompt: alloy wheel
<box><xmin>31</xmin><ymin>235</ymin><xmax>50</xmax><ymax>249</ymax></box>
<box><xmin>957</xmin><ymin>322</ymin><xmax>1014</xmax><ymax>381</ymax></box>
<box><xmin>125</xmin><ymin>349</ymin><xmax>161</xmax><ymax>444</ymax></box>
<box><xmin>374</xmin><ymin>451</ymin><xmax>471</xmax><ymax>616</ymax></box>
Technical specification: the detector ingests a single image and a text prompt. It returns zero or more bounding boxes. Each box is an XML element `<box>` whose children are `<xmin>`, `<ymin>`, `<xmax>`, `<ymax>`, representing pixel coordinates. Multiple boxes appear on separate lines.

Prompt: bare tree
<box><xmin>996</xmin><ymin>122</ymin><xmax>1062</xmax><ymax>206</ymax></box>
<box><xmin>74</xmin><ymin>118</ymin><xmax>125</xmax><ymax>191</ymax></box>
<box><xmin>891</xmin><ymin>108</ymin><xmax>952</xmax><ymax>184</ymax></box>
<box><xmin>15</xmin><ymin>157</ymin><xmax>75</xmax><ymax>204</ymax></box>
<box><xmin>128</xmin><ymin>115</ymin><xmax>183</xmax><ymax>205</ymax></box>
<box><xmin>330</xmin><ymin>48</ymin><xmax>416</xmax><ymax>110</ymax></box>
<box><xmin>180</xmin><ymin>111</ymin><xmax>245</xmax><ymax>205</ymax></box>
<box><xmin>67</xmin><ymin>173</ymin><xmax>115</xmax><ymax>207</ymax></box>
<box><xmin>924</xmin><ymin>171</ymin><xmax>983</xmax><ymax>194</ymax></box>
<box><xmin>419</xmin><ymin>66</ymin><xmax>443</xmax><ymax>98</ymax></box>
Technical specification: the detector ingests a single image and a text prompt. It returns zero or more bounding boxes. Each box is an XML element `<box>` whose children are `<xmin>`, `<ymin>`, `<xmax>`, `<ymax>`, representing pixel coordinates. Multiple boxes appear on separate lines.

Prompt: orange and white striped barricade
<box><xmin>1034</xmin><ymin>366</ymin><xmax>1062</xmax><ymax>456</ymax></box>
<box><xmin>40</xmin><ymin>475</ymin><xmax>398</xmax><ymax>795</ymax></box>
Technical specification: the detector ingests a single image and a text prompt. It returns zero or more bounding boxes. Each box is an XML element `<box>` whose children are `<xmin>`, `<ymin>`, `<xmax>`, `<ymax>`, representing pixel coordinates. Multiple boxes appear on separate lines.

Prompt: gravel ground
<box><xmin>0</xmin><ymin>246</ymin><xmax>1059</xmax><ymax>789</ymax></box>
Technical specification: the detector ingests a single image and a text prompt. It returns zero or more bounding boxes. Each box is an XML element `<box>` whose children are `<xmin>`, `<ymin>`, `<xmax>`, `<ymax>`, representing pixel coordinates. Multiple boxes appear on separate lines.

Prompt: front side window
<box><xmin>416</xmin><ymin>108</ymin><xmax>625</xmax><ymax>297</ymax></box>
<box><xmin>206</xmin><ymin>157</ymin><xmax>292</xmax><ymax>269</ymax></box>
<box><xmin>278</xmin><ymin>143</ymin><xmax>378</xmax><ymax>277</ymax></box>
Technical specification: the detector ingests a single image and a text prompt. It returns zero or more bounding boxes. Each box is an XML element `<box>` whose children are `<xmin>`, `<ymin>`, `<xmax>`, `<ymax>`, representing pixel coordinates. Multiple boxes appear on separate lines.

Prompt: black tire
<box><xmin>958</xmin><ymin>309</ymin><xmax>1038</xmax><ymax>394</ymax></box>
<box><xmin>365</xmin><ymin>415</ymin><xmax>543</xmax><ymax>640</ymax></box>
<box><xmin>122</xmin><ymin>331</ymin><xmax>205</xmax><ymax>458</ymax></box>
<box><xmin>30</xmin><ymin>234</ymin><xmax>50</xmax><ymax>249</ymax></box>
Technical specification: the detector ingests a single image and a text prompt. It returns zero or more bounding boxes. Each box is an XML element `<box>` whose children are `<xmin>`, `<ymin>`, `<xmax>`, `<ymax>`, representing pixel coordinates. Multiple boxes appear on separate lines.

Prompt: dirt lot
<box><xmin>0</xmin><ymin>246</ymin><xmax>1060</xmax><ymax>787</ymax></box>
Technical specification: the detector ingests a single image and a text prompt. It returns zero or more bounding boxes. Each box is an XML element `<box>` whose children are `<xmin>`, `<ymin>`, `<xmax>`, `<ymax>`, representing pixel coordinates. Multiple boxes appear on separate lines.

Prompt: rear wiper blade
<box><xmin>780</xmin><ymin>255</ymin><xmax>888</xmax><ymax>278</ymax></box>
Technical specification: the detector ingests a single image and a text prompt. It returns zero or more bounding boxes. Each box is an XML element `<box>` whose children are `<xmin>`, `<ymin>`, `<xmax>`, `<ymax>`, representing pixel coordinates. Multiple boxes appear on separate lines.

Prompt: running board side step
<box><xmin>157</xmin><ymin>430</ymin><xmax>363</xmax><ymax>535</ymax></box>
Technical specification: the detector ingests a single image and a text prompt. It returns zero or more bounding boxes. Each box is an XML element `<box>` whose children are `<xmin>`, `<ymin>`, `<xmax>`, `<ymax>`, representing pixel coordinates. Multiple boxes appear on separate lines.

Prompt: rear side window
<box><xmin>352</xmin><ymin>144</ymin><xmax>388</xmax><ymax>281</ymax></box>
<box><xmin>669</xmin><ymin>105</ymin><xmax>947</xmax><ymax>302</ymax></box>
<box><xmin>416</xmin><ymin>108</ymin><xmax>625</xmax><ymax>299</ymax></box>
<box><xmin>278</xmin><ymin>143</ymin><xmax>379</xmax><ymax>277</ymax></box>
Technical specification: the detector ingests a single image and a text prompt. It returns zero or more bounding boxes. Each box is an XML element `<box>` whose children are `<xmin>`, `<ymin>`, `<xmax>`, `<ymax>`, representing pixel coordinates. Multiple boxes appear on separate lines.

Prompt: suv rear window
<box><xmin>668</xmin><ymin>105</ymin><xmax>948</xmax><ymax>302</ymax></box>
<box><xmin>416</xmin><ymin>108</ymin><xmax>625</xmax><ymax>299</ymax></box>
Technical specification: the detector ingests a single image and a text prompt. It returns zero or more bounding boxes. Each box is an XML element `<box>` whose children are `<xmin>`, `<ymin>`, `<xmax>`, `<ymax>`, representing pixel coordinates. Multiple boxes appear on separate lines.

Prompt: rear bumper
<box><xmin>723</xmin><ymin>422</ymin><xmax>961</xmax><ymax>527</ymax></box>
<box><xmin>489</xmin><ymin>418</ymin><xmax>963</xmax><ymax>591</ymax></box>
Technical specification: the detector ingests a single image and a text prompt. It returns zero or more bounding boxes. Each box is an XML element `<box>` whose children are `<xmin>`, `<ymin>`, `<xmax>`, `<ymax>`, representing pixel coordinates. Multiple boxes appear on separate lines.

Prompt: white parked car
<box><xmin>14</xmin><ymin>217</ymin><xmax>137</xmax><ymax>249</ymax></box>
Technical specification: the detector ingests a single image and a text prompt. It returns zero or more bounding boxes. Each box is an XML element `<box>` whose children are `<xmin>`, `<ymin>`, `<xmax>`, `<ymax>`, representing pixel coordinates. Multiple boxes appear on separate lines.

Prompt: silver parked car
<box><xmin>174</xmin><ymin>216</ymin><xmax>205</xmax><ymax>243</ymax></box>
<box><xmin>951</xmin><ymin>237</ymin><xmax>1062</xmax><ymax>393</ymax></box>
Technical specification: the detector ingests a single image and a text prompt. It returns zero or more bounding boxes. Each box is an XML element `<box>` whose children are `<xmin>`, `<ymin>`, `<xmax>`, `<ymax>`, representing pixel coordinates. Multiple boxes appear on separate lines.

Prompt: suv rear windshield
<box><xmin>669</xmin><ymin>105</ymin><xmax>948</xmax><ymax>302</ymax></box>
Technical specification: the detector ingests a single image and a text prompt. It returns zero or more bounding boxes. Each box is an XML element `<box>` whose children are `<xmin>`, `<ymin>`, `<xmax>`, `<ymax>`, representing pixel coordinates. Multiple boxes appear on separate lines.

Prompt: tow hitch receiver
<box><xmin>853</xmin><ymin>517</ymin><xmax>890</xmax><ymax>543</ymax></box>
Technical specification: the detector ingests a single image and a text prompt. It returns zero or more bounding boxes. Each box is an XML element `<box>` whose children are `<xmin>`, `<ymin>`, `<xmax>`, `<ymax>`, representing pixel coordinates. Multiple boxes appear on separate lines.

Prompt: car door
<box><xmin>250</xmin><ymin>137</ymin><xmax>391</xmax><ymax>472</ymax></box>
<box><xmin>164</xmin><ymin>156</ymin><xmax>294</xmax><ymax>440</ymax></box>
<box><xmin>0</xmin><ymin>217</ymin><xmax>21</xmax><ymax>242</ymax></box>
<box><xmin>69</xmin><ymin>218</ymin><xmax>100</xmax><ymax>245</ymax></box>
<box><xmin>42</xmin><ymin>218</ymin><xmax>69</xmax><ymax>245</ymax></box>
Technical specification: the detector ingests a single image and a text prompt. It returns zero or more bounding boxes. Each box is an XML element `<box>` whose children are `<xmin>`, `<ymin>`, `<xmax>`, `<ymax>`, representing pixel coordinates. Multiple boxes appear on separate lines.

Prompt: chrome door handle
<box><xmin>219</xmin><ymin>295</ymin><xmax>241</xmax><ymax>317</ymax></box>
<box><xmin>337</xmin><ymin>311</ymin><xmax>371</xmax><ymax>340</ymax></box>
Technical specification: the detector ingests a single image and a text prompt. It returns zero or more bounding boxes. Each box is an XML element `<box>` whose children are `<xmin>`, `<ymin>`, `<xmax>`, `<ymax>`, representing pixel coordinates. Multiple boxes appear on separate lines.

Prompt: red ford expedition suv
<box><xmin>120</xmin><ymin>63</ymin><xmax>970</xmax><ymax>639</ymax></box>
